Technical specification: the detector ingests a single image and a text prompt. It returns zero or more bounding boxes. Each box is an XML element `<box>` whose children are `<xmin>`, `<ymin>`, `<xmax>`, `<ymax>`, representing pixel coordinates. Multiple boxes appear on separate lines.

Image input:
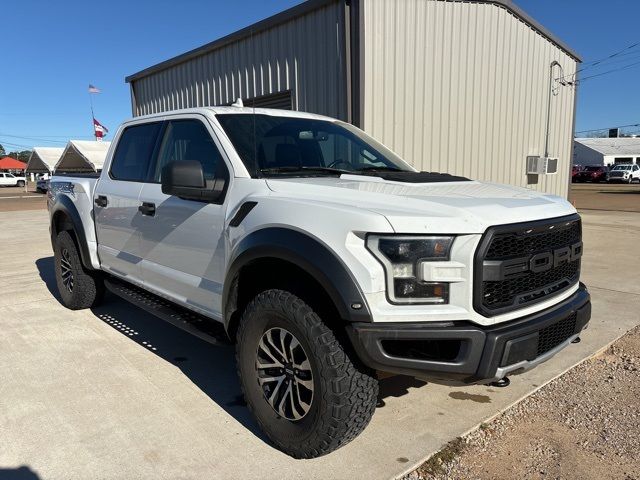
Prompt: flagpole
<box><xmin>88</xmin><ymin>89</ymin><xmax>96</xmax><ymax>141</ymax></box>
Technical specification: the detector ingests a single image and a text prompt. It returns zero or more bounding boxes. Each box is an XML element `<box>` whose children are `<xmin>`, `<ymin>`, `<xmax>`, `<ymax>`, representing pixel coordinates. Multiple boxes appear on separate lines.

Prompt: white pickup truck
<box><xmin>0</xmin><ymin>172</ymin><xmax>26</xmax><ymax>187</ymax></box>
<box><xmin>48</xmin><ymin>107</ymin><xmax>591</xmax><ymax>458</ymax></box>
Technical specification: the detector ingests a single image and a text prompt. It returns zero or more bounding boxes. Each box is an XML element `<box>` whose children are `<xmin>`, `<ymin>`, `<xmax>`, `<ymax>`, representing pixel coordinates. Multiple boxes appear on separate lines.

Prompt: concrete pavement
<box><xmin>0</xmin><ymin>209</ymin><xmax>638</xmax><ymax>480</ymax></box>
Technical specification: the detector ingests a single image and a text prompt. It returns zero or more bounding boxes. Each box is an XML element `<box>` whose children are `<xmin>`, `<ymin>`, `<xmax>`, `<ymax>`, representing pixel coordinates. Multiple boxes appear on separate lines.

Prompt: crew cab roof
<box><xmin>123</xmin><ymin>106</ymin><xmax>337</xmax><ymax>125</ymax></box>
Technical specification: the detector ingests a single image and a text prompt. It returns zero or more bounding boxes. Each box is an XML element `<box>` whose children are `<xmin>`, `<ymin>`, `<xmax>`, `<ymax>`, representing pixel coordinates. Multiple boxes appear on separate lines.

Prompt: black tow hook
<box><xmin>489</xmin><ymin>377</ymin><xmax>511</xmax><ymax>388</ymax></box>
<box><xmin>572</xmin><ymin>336</ymin><xmax>581</xmax><ymax>344</ymax></box>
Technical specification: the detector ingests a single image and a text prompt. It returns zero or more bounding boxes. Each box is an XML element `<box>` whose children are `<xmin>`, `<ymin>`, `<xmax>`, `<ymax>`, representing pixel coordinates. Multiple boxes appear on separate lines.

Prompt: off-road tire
<box><xmin>54</xmin><ymin>230</ymin><xmax>104</xmax><ymax>310</ymax></box>
<box><xmin>236</xmin><ymin>289</ymin><xmax>378</xmax><ymax>458</ymax></box>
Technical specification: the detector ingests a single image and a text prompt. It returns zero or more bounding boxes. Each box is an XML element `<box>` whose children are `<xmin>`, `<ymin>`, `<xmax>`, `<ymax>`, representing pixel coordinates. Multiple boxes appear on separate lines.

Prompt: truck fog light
<box><xmin>393</xmin><ymin>279</ymin><xmax>448</xmax><ymax>303</ymax></box>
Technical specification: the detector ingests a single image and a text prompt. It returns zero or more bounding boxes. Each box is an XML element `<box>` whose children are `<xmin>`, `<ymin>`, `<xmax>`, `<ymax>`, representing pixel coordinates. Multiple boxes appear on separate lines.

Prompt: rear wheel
<box><xmin>236</xmin><ymin>289</ymin><xmax>378</xmax><ymax>458</ymax></box>
<box><xmin>54</xmin><ymin>231</ymin><xmax>104</xmax><ymax>310</ymax></box>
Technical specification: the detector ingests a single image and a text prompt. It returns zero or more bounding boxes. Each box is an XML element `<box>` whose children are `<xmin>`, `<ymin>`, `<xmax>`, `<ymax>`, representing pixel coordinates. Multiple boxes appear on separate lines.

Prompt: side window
<box><xmin>110</xmin><ymin>122</ymin><xmax>162</xmax><ymax>182</ymax></box>
<box><xmin>153</xmin><ymin>120</ymin><xmax>226</xmax><ymax>182</ymax></box>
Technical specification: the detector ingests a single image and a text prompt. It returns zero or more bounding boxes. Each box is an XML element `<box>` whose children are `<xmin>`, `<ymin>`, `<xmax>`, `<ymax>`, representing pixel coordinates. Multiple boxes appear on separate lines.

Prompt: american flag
<box><xmin>88</xmin><ymin>84</ymin><xmax>101</xmax><ymax>94</ymax></box>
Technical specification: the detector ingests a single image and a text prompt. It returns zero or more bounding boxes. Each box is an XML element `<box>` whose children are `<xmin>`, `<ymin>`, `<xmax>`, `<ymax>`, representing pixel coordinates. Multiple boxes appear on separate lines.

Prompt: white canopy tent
<box><xmin>54</xmin><ymin>140</ymin><xmax>111</xmax><ymax>173</ymax></box>
<box><xmin>26</xmin><ymin>147</ymin><xmax>64</xmax><ymax>174</ymax></box>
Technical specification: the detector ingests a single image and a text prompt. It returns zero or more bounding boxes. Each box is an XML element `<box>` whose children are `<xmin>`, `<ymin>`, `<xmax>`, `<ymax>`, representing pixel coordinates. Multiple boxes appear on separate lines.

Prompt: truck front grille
<box><xmin>474</xmin><ymin>215</ymin><xmax>582</xmax><ymax>316</ymax></box>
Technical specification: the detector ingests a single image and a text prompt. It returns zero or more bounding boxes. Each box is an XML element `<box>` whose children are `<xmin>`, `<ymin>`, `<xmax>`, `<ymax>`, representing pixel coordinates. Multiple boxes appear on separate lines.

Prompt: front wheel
<box><xmin>17</xmin><ymin>180</ymin><xmax>25</xmax><ymax>187</ymax></box>
<box><xmin>54</xmin><ymin>231</ymin><xmax>104</xmax><ymax>309</ymax></box>
<box><xmin>236</xmin><ymin>289</ymin><xmax>378</xmax><ymax>458</ymax></box>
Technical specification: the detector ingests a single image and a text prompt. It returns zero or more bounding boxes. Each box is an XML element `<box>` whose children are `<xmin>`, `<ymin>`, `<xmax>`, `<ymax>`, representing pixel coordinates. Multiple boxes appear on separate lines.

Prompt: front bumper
<box><xmin>346</xmin><ymin>283</ymin><xmax>591</xmax><ymax>384</ymax></box>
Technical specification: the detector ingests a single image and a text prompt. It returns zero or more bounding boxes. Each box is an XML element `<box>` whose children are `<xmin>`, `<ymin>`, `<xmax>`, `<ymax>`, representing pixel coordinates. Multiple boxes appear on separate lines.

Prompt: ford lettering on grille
<box><xmin>483</xmin><ymin>241</ymin><xmax>582</xmax><ymax>281</ymax></box>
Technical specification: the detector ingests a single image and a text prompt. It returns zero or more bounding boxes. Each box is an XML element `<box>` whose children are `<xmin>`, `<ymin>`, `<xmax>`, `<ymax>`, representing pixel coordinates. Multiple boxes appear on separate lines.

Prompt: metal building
<box><xmin>126</xmin><ymin>0</ymin><xmax>580</xmax><ymax>197</ymax></box>
<box><xmin>574</xmin><ymin>138</ymin><xmax>640</xmax><ymax>167</ymax></box>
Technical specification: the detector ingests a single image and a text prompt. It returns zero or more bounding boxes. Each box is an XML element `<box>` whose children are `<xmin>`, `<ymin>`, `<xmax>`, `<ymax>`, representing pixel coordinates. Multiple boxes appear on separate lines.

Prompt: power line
<box><xmin>576</xmin><ymin>123</ymin><xmax>640</xmax><ymax>134</ymax></box>
<box><xmin>0</xmin><ymin>140</ymin><xmax>35</xmax><ymax>150</ymax></box>
<box><xmin>560</xmin><ymin>40</ymin><xmax>640</xmax><ymax>83</ymax></box>
<box><xmin>579</xmin><ymin>41</ymin><xmax>640</xmax><ymax>70</ymax></box>
<box><xmin>0</xmin><ymin>135</ymin><xmax>68</xmax><ymax>145</ymax></box>
<box><xmin>579</xmin><ymin>58</ymin><xmax>640</xmax><ymax>82</ymax></box>
<box><xmin>0</xmin><ymin>133</ymin><xmax>90</xmax><ymax>138</ymax></box>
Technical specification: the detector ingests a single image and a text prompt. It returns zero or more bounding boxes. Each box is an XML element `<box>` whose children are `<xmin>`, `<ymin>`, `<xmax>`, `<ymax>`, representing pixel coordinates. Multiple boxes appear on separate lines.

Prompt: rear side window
<box><xmin>151</xmin><ymin>120</ymin><xmax>226</xmax><ymax>182</ymax></box>
<box><xmin>110</xmin><ymin>122</ymin><xmax>162</xmax><ymax>182</ymax></box>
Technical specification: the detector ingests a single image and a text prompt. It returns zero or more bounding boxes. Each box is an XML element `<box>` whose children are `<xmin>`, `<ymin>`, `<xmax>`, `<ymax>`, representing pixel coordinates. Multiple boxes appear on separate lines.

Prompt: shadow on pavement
<box><xmin>600</xmin><ymin>190</ymin><xmax>640</xmax><ymax>194</ymax></box>
<box><xmin>377</xmin><ymin>376</ymin><xmax>427</xmax><ymax>407</ymax></box>
<box><xmin>35</xmin><ymin>257</ymin><xmax>62</xmax><ymax>304</ymax></box>
<box><xmin>0</xmin><ymin>466</ymin><xmax>41</xmax><ymax>480</ymax></box>
<box><xmin>35</xmin><ymin>255</ymin><xmax>429</xmax><ymax>445</ymax></box>
<box><xmin>90</xmin><ymin>293</ymin><xmax>267</xmax><ymax>441</ymax></box>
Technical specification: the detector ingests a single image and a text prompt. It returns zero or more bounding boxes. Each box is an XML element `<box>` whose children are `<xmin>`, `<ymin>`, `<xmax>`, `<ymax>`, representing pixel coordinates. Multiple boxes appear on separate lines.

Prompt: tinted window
<box><xmin>216</xmin><ymin>114</ymin><xmax>413</xmax><ymax>177</ymax></box>
<box><xmin>152</xmin><ymin>120</ymin><xmax>226</xmax><ymax>182</ymax></box>
<box><xmin>110</xmin><ymin>122</ymin><xmax>162</xmax><ymax>181</ymax></box>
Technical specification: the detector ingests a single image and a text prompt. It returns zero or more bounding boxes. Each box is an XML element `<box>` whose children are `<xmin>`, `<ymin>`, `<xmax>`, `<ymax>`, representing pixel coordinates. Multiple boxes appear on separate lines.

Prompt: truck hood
<box><xmin>265</xmin><ymin>175</ymin><xmax>576</xmax><ymax>234</ymax></box>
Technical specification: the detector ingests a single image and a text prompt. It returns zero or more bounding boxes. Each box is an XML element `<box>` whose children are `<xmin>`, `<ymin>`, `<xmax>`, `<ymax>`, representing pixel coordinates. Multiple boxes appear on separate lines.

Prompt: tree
<box><xmin>0</xmin><ymin>144</ymin><xmax>5</xmax><ymax>156</ymax></box>
<box><xmin>7</xmin><ymin>150</ymin><xmax>32</xmax><ymax>162</ymax></box>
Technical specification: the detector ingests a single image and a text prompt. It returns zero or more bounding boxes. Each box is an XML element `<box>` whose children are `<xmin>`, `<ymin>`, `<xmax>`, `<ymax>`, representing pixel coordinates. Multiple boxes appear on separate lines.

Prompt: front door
<box><xmin>137</xmin><ymin>117</ymin><xmax>231</xmax><ymax>318</ymax></box>
<box><xmin>94</xmin><ymin>121</ymin><xmax>163</xmax><ymax>284</ymax></box>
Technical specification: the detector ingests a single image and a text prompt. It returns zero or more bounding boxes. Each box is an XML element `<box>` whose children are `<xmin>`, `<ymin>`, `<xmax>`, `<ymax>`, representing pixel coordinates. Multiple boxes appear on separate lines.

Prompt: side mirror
<box><xmin>161</xmin><ymin>160</ymin><xmax>226</xmax><ymax>203</ymax></box>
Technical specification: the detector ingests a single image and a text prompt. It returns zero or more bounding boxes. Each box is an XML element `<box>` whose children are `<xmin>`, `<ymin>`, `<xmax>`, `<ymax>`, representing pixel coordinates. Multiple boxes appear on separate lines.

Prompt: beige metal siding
<box><xmin>132</xmin><ymin>1</ymin><xmax>347</xmax><ymax>120</ymax></box>
<box><xmin>361</xmin><ymin>0</ymin><xmax>578</xmax><ymax>197</ymax></box>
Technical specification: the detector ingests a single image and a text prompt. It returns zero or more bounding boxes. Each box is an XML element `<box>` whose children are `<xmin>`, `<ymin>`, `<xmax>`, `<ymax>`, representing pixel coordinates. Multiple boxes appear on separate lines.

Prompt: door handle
<box><xmin>138</xmin><ymin>202</ymin><xmax>156</xmax><ymax>216</ymax></box>
<box><xmin>95</xmin><ymin>195</ymin><xmax>108</xmax><ymax>207</ymax></box>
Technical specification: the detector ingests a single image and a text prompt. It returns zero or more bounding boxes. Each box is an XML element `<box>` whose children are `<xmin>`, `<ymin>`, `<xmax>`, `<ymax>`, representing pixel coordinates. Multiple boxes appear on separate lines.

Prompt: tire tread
<box><xmin>236</xmin><ymin>289</ymin><xmax>378</xmax><ymax>458</ymax></box>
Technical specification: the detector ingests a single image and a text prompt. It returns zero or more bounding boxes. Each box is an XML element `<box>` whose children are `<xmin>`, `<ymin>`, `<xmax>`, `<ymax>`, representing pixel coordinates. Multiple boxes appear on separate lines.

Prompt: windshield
<box><xmin>216</xmin><ymin>114</ymin><xmax>414</xmax><ymax>177</ymax></box>
<box><xmin>612</xmin><ymin>165</ymin><xmax>631</xmax><ymax>170</ymax></box>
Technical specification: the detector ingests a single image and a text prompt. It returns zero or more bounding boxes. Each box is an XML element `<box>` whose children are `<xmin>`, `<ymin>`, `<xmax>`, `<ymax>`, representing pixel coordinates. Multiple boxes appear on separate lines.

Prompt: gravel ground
<box><xmin>406</xmin><ymin>325</ymin><xmax>640</xmax><ymax>480</ymax></box>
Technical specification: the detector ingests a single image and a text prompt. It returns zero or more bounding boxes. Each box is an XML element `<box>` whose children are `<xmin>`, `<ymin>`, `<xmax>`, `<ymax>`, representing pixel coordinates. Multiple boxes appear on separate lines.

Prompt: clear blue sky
<box><xmin>1</xmin><ymin>0</ymin><xmax>638</xmax><ymax>152</ymax></box>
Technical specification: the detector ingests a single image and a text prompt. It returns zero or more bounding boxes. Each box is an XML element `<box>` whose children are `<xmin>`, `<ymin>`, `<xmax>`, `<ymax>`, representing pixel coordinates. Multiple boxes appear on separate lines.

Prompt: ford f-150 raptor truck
<box><xmin>49</xmin><ymin>107</ymin><xmax>591</xmax><ymax>458</ymax></box>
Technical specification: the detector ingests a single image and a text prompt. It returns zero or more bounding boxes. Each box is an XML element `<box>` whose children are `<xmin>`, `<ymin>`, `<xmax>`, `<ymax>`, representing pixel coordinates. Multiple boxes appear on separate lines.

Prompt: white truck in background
<box><xmin>48</xmin><ymin>107</ymin><xmax>591</xmax><ymax>458</ymax></box>
<box><xmin>0</xmin><ymin>172</ymin><xmax>26</xmax><ymax>187</ymax></box>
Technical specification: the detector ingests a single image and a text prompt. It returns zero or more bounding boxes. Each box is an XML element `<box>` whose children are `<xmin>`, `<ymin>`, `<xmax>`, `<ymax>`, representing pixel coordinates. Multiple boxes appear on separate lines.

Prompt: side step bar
<box><xmin>104</xmin><ymin>277</ymin><xmax>230</xmax><ymax>346</ymax></box>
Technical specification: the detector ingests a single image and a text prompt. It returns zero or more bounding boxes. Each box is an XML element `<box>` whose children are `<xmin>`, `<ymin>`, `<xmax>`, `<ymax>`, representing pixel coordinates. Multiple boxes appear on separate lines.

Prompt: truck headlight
<box><xmin>366</xmin><ymin>235</ymin><xmax>454</xmax><ymax>304</ymax></box>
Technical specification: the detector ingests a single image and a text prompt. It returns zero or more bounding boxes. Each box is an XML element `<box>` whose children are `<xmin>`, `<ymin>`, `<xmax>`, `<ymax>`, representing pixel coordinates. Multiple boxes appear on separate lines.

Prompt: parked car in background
<box><xmin>0</xmin><ymin>172</ymin><xmax>26</xmax><ymax>187</ymax></box>
<box><xmin>608</xmin><ymin>164</ymin><xmax>640</xmax><ymax>183</ymax></box>
<box><xmin>36</xmin><ymin>174</ymin><xmax>51</xmax><ymax>192</ymax></box>
<box><xmin>571</xmin><ymin>165</ymin><xmax>584</xmax><ymax>180</ymax></box>
<box><xmin>573</xmin><ymin>165</ymin><xmax>609</xmax><ymax>183</ymax></box>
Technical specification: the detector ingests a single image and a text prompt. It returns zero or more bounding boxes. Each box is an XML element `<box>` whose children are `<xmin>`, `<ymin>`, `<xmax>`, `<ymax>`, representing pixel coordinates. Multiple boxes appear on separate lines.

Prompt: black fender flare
<box><xmin>223</xmin><ymin>228</ymin><xmax>372</xmax><ymax>329</ymax></box>
<box><xmin>50</xmin><ymin>195</ymin><xmax>94</xmax><ymax>270</ymax></box>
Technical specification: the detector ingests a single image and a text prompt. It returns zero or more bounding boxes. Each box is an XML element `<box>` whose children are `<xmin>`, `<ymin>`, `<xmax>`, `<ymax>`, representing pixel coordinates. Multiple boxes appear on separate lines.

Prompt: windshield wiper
<box><xmin>355</xmin><ymin>166</ymin><xmax>403</xmax><ymax>172</ymax></box>
<box><xmin>260</xmin><ymin>166</ymin><xmax>353</xmax><ymax>176</ymax></box>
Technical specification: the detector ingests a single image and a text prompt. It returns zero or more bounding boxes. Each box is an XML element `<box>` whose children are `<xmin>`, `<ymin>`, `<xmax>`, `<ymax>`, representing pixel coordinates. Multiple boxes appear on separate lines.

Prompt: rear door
<box><xmin>94</xmin><ymin>121</ymin><xmax>163</xmax><ymax>284</ymax></box>
<box><xmin>137</xmin><ymin>116</ymin><xmax>231</xmax><ymax>318</ymax></box>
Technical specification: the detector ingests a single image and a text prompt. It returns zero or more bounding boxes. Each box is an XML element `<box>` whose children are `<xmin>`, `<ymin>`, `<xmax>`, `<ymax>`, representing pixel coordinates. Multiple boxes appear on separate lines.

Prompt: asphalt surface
<box><xmin>570</xmin><ymin>182</ymin><xmax>640</xmax><ymax>213</ymax></box>
<box><xmin>0</xmin><ymin>191</ymin><xmax>638</xmax><ymax>479</ymax></box>
<box><xmin>0</xmin><ymin>185</ymin><xmax>47</xmax><ymax>212</ymax></box>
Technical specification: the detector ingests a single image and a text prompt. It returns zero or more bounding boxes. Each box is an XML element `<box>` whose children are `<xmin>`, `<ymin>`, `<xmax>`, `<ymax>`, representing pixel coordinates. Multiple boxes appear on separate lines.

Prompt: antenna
<box><xmin>231</xmin><ymin>98</ymin><xmax>244</xmax><ymax>108</ymax></box>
